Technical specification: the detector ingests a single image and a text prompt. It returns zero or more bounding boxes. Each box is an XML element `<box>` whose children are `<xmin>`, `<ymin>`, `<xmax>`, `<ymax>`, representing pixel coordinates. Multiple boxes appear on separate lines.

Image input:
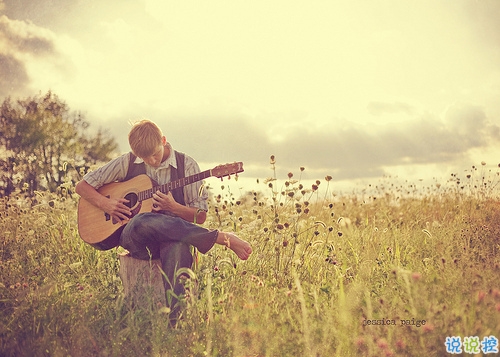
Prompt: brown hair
<box><xmin>128</xmin><ymin>119</ymin><xmax>163</xmax><ymax>158</ymax></box>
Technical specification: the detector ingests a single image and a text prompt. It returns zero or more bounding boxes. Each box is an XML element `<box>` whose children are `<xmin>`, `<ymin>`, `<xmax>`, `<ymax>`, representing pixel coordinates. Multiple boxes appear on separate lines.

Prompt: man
<box><xmin>75</xmin><ymin>119</ymin><xmax>252</xmax><ymax>323</ymax></box>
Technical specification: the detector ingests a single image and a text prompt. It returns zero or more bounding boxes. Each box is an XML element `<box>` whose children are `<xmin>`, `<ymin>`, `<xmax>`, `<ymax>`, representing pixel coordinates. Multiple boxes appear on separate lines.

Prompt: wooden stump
<box><xmin>118</xmin><ymin>251</ymin><xmax>166</xmax><ymax>307</ymax></box>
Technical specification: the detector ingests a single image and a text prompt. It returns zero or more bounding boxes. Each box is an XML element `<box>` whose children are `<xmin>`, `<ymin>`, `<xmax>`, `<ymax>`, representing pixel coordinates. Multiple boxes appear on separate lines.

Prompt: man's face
<box><xmin>141</xmin><ymin>145</ymin><xmax>164</xmax><ymax>168</ymax></box>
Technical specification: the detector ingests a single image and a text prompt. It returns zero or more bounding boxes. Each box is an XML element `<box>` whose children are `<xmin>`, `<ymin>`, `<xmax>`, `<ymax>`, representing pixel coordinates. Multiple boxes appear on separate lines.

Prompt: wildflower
<box><xmin>326</xmin><ymin>258</ymin><xmax>338</xmax><ymax>265</ymax></box>
<box><xmin>300</xmin><ymin>167</ymin><xmax>305</xmax><ymax>171</ymax></box>
<box><xmin>377</xmin><ymin>338</ymin><xmax>389</xmax><ymax>349</ymax></box>
<box><xmin>288</xmin><ymin>172</ymin><xmax>293</xmax><ymax>178</ymax></box>
<box><xmin>491</xmin><ymin>288</ymin><xmax>500</xmax><ymax>299</ymax></box>
<box><xmin>411</xmin><ymin>272</ymin><xmax>422</xmax><ymax>281</ymax></box>
<box><xmin>270</xmin><ymin>155</ymin><xmax>276</xmax><ymax>164</ymax></box>
<box><xmin>478</xmin><ymin>290</ymin><xmax>486</xmax><ymax>303</ymax></box>
<box><xmin>395</xmin><ymin>339</ymin><xmax>406</xmax><ymax>350</ymax></box>
<box><xmin>312</xmin><ymin>184</ymin><xmax>318</xmax><ymax>191</ymax></box>
<box><xmin>422</xmin><ymin>323</ymin><xmax>434</xmax><ymax>332</ymax></box>
<box><xmin>325</xmin><ymin>175</ymin><xmax>332</xmax><ymax>181</ymax></box>
<box><xmin>355</xmin><ymin>336</ymin><xmax>365</xmax><ymax>348</ymax></box>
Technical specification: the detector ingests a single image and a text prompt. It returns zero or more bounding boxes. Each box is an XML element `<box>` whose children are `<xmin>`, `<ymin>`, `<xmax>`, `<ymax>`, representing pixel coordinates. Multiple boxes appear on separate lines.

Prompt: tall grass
<box><xmin>1</xmin><ymin>160</ymin><xmax>499</xmax><ymax>356</ymax></box>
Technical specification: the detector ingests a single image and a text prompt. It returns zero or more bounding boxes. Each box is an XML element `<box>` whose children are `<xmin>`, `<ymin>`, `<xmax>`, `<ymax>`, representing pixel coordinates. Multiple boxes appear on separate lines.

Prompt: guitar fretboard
<box><xmin>137</xmin><ymin>169</ymin><xmax>212</xmax><ymax>202</ymax></box>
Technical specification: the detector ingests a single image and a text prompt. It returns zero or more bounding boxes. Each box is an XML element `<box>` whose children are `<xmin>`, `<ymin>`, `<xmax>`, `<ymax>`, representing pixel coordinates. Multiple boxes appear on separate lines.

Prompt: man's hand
<box><xmin>152</xmin><ymin>191</ymin><xmax>179</xmax><ymax>213</ymax></box>
<box><xmin>75</xmin><ymin>180</ymin><xmax>132</xmax><ymax>224</ymax></box>
<box><xmin>102</xmin><ymin>197</ymin><xmax>131</xmax><ymax>223</ymax></box>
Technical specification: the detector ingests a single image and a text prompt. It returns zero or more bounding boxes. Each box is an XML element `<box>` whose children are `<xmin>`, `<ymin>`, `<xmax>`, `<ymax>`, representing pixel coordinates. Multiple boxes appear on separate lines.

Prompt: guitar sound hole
<box><xmin>124</xmin><ymin>193</ymin><xmax>138</xmax><ymax>209</ymax></box>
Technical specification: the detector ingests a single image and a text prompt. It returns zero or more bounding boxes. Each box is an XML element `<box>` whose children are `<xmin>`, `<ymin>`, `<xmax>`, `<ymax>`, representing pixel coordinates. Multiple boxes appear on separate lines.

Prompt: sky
<box><xmin>1</xmin><ymin>0</ymin><xmax>500</xmax><ymax>193</ymax></box>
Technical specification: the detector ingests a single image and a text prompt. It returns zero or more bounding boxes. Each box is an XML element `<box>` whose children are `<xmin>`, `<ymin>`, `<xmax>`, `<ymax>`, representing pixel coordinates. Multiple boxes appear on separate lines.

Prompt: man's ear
<box><xmin>162</xmin><ymin>136</ymin><xmax>167</xmax><ymax>146</ymax></box>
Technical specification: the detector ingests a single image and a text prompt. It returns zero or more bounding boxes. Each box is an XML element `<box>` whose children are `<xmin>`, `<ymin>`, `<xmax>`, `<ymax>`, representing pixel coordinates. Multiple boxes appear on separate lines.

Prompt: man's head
<box><xmin>128</xmin><ymin>119</ymin><xmax>167</xmax><ymax>167</ymax></box>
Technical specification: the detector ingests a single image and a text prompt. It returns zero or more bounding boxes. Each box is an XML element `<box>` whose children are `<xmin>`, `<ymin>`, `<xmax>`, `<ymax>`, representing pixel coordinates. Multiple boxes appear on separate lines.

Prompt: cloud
<box><xmin>0</xmin><ymin>15</ymin><xmax>56</xmax><ymax>54</ymax></box>
<box><xmin>0</xmin><ymin>53</ymin><xmax>28</xmax><ymax>97</ymax></box>
<box><xmin>0</xmin><ymin>15</ymin><xmax>65</xmax><ymax>98</ymax></box>
<box><xmin>102</xmin><ymin>103</ymin><xmax>499</xmax><ymax>182</ymax></box>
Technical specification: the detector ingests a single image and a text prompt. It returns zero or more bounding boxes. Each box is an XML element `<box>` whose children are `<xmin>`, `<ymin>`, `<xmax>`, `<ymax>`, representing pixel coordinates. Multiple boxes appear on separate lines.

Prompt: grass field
<box><xmin>1</xmin><ymin>161</ymin><xmax>499</xmax><ymax>356</ymax></box>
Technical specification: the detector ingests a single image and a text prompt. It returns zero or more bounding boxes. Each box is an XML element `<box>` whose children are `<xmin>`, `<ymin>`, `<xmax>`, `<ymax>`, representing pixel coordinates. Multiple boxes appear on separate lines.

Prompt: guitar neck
<box><xmin>138</xmin><ymin>169</ymin><xmax>212</xmax><ymax>202</ymax></box>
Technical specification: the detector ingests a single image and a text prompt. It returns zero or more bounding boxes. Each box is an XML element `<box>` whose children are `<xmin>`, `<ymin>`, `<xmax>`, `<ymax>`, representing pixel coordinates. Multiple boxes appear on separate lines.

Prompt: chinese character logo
<box><xmin>463</xmin><ymin>336</ymin><xmax>480</xmax><ymax>354</ymax></box>
<box><xmin>481</xmin><ymin>335</ymin><xmax>499</xmax><ymax>354</ymax></box>
<box><xmin>445</xmin><ymin>335</ymin><xmax>499</xmax><ymax>354</ymax></box>
<box><xmin>445</xmin><ymin>336</ymin><xmax>462</xmax><ymax>354</ymax></box>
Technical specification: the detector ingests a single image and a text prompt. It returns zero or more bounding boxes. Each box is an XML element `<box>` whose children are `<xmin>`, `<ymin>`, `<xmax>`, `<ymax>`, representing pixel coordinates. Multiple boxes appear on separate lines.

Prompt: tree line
<box><xmin>0</xmin><ymin>91</ymin><xmax>118</xmax><ymax>197</ymax></box>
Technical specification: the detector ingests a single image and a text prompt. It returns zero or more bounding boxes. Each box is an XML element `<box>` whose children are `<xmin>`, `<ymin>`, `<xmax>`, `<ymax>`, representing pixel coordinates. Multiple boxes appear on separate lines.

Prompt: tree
<box><xmin>0</xmin><ymin>91</ymin><xmax>119</xmax><ymax>197</ymax></box>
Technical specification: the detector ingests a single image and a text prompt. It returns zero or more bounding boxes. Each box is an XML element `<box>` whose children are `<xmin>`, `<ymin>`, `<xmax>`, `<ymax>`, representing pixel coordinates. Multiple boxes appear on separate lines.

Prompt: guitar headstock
<box><xmin>211</xmin><ymin>162</ymin><xmax>244</xmax><ymax>179</ymax></box>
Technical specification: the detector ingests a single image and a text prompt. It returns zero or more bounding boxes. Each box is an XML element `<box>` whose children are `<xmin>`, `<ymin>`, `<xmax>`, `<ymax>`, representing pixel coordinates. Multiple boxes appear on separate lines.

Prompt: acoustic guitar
<box><xmin>77</xmin><ymin>162</ymin><xmax>243</xmax><ymax>250</ymax></box>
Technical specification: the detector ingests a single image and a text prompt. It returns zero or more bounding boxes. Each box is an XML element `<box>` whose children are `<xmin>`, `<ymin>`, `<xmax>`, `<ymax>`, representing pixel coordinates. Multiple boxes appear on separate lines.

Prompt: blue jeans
<box><xmin>119</xmin><ymin>212</ymin><xmax>218</xmax><ymax>322</ymax></box>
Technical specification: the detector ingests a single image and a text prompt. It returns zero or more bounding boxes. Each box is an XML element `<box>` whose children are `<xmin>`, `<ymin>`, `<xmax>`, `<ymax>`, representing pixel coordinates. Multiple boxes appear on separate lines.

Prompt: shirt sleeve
<box><xmin>183</xmin><ymin>154</ymin><xmax>209</xmax><ymax>210</ymax></box>
<box><xmin>82</xmin><ymin>153</ymin><xmax>130</xmax><ymax>189</ymax></box>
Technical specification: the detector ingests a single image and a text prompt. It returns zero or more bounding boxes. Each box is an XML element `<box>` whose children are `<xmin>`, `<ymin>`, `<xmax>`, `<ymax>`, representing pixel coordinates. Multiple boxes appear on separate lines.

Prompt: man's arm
<box><xmin>75</xmin><ymin>180</ymin><xmax>132</xmax><ymax>222</ymax></box>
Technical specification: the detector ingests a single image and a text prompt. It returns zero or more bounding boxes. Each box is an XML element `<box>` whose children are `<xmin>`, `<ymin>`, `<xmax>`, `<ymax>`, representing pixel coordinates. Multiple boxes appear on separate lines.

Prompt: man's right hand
<box><xmin>75</xmin><ymin>180</ymin><xmax>132</xmax><ymax>223</ymax></box>
<box><xmin>102</xmin><ymin>197</ymin><xmax>132</xmax><ymax>223</ymax></box>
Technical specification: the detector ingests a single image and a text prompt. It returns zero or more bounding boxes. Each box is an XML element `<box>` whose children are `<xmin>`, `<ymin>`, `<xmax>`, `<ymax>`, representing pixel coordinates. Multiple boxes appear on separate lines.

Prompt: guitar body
<box><xmin>77</xmin><ymin>174</ymin><xmax>154</xmax><ymax>250</ymax></box>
